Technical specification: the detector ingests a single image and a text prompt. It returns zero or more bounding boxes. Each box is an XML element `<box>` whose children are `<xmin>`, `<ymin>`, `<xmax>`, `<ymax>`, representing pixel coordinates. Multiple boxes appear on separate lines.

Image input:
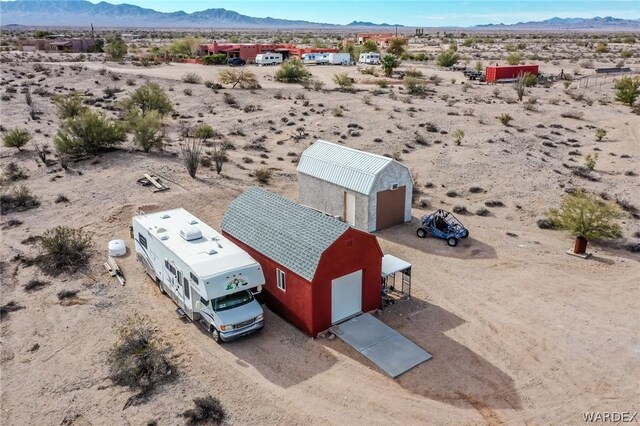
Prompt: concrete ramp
<box><xmin>330</xmin><ymin>313</ymin><xmax>432</xmax><ymax>378</ymax></box>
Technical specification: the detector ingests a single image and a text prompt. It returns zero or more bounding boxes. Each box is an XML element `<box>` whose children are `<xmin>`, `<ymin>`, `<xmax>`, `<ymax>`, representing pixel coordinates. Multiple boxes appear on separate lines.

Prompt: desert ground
<box><xmin>1</xmin><ymin>33</ymin><xmax>639</xmax><ymax>425</ymax></box>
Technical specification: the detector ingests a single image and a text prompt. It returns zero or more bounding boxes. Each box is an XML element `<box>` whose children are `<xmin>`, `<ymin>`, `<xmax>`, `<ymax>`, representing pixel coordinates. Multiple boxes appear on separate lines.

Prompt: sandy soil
<box><xmin>1</xmin><ymin>50</ymin><xmax>639</xmax><ymax>425</ymax></box>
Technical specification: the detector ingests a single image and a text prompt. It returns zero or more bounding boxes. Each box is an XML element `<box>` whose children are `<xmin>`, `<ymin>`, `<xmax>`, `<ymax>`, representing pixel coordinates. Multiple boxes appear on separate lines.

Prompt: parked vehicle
<box><xmin>227</xmin><ymin>57</ymin><xmax>246</xmax><ymax>67</ymax></box>
<box><xmin>416</xmin><ymin>209</ymin><xmax>469</xmax><ymax>247</ymax></box>
<box><xmin>132</xmin><ymin>208</ymin><xmax>265</xmax><ymax>342</ymax></box>
<box><xmin>358</xmin><ymin>52</ymin><xmax>381</xmax><ymax>65</ymax></box>
<box><xmin>301</xmin><ymin>52</ymin><xmax>329</xmax><ymax>64</ymax></box>
<box><xmin>255</xmin><ymin>52</ymin><xmax>283</xmax><ymax>66</ymax></box>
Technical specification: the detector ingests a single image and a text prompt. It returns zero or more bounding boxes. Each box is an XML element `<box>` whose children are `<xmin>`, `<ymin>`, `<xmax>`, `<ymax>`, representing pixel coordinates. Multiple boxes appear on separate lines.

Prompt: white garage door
<box><xmin>331</xmin><ymin>270</ymin><xmax>363</xmax><ymax>324</ymax></box>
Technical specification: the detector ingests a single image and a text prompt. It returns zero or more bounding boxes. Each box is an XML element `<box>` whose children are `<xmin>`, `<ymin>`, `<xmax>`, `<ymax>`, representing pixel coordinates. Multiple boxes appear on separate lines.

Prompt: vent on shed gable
<box><xmin>180</xmin><ymin>226</ymin><xmax>202</xmax><ymax>241</ymax></box>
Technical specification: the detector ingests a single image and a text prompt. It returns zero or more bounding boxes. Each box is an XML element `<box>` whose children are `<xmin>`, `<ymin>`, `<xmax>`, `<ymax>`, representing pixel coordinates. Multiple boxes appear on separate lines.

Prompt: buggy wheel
<box><xmin>461</xmin><ymin>229</ymin><xmax>469</xmax><ymax>238</ymax></box>
<box><xmin>416</xmin><ymin>228</ymin><xmax>428</xmax><ymax>238</ymax></box>
<box><xmin>447</xmin><ymin>237</ymin><xmax>458</xmax><ymax>247</ymax></box>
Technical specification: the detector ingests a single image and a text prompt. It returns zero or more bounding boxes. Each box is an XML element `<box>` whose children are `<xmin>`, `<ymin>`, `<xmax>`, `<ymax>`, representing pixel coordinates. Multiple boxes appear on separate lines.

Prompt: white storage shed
<box><xmin>297</xmin><ymin>140</ymin><xmax>413</xmax><ymax>232</ymax></box>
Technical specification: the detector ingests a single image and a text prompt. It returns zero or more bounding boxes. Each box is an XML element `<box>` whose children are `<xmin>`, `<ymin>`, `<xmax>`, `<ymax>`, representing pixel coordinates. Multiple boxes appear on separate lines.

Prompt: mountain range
<box><xmin>0</xmin><ymin>0</ymin><xmax>402</xmax><ymax>28</ymax></box>
<box><xmin>0</xmin><ymin>0</ymin><xmax>638</xmax><ymax>29</ymax></box>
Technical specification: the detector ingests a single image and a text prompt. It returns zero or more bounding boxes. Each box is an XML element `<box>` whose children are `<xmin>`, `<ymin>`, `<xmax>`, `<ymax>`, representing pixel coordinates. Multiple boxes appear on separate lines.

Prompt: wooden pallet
<box><xmin>137</xmin><ymin>173</ymin><xmax>169</xmax><ymax>192</ymax></box>
<box><xmin>104</xmin><ymin>256</ymin><xmax>126</xmax><ymax>286</ymax></box>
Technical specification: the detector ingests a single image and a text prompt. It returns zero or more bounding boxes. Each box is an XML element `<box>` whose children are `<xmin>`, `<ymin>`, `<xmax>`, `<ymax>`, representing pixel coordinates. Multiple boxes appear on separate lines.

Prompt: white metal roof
<box><xmin>133</xmin><ymin>208</ymin><xmax>259</xmax><ymax>280</ymax></box>
<box><xmin>297</xmin><ymin>140</ymin><xmax>394</xmax><ymax>195</ymax></box>
<box><xmin>382</xmin><ymin>254</ymin><xmax>412</xmax><ymax>277</ymax></box>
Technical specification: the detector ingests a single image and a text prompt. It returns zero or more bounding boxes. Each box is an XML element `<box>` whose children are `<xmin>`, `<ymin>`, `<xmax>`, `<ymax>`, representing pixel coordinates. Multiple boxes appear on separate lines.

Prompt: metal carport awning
<box><xmin>382</xmin><ymin>254</ymin><xmax>412</xmax><ymax>296</ymax></box>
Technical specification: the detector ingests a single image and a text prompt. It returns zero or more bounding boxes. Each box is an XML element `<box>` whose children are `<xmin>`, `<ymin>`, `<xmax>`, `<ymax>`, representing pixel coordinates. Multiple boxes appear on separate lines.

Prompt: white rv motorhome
<box><xmin>255</xmin><ymin>52</ymin><xmax>283</xmax><ymax>66</ymax></box>
<box><xmin>359</xmin><ymin>52</ymin><xmax>381</xmax><ymax>65</ymax></box>
<box><xmin>132</xmin><ymin>208</ymin><xmax>265</xmax><ymax>342</ymax></box>
<box><xmin>325</xmin><ymin>52</ymin><xmax>351</xmax><ymax>65</ymax></box>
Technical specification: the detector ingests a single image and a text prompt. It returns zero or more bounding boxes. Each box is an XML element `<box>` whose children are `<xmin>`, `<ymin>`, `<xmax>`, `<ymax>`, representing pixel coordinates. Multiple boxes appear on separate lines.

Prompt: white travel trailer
<box><xmin>359</xmin><ymin>52</ymin><xmax>381</xmax><ymax>65</ymax></box>
<box><xmin>132</xmin><ymin>208</ymin><xmax>265</xmax><ymax>342</ymax></box>
<box><xmin>301</xmin><ymin>52</ymin><xmax>329</xmax><ymax>64</ymax></box>
<box><xmin>325</xmin><ymin>52</ymin><xmax>351</xmax><ymax>65</ymax></box>
<box><xmin>255</xmin><ymin>52</ymin><xmax>283</xmax><ymax>66</ymax></box>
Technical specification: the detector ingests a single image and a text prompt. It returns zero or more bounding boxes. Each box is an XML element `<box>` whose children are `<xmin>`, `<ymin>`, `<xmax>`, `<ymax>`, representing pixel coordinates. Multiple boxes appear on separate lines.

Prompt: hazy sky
<box><xmin>85</xmin><ymin>0</ymin><xmax>639</xmax><ymax>26</ymax></box>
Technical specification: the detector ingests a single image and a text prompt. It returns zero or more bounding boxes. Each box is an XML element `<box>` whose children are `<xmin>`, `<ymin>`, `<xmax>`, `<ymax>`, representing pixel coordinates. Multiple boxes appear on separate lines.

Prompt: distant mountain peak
<box><xmin>476</xmin><ymin>16</ymin><xmax>640</xmax><ymax>29</ymax></box>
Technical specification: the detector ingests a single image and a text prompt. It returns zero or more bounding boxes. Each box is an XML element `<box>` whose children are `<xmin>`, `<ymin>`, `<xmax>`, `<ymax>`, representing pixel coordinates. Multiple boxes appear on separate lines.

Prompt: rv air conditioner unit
<box><xmin>180</xmin><ymin>226</ymin><xmax>202</xmax><ymax>241</ymax></box>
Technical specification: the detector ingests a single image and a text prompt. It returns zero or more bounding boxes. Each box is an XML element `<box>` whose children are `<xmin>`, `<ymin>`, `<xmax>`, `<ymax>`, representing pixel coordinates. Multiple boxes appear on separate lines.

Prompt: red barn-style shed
<box><xmin>221</xmin><ymin>187</ymin><xmax>383</xmax><ymax>336</ymax></box>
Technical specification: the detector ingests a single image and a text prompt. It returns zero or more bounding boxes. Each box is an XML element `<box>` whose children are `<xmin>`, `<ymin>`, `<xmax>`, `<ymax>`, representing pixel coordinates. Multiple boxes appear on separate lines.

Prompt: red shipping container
<box><xmin>485</xmin><ymin>65</ymin><xmax>539</xmax><ymax>83</ymax></box>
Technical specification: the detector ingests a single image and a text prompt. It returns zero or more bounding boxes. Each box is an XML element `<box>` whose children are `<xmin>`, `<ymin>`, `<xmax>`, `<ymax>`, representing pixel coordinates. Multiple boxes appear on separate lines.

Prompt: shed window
<box><xmin>138</xmin><ymin>233</ymin><xmax>147</xmax><ymax>249</ymax></box>
<box><xmin>190</xmin><ymin>272</ymin><xmax>199</xmax><ymax>284</ymax></box>
<box><xmin>276</xmin><ymin>269</ymin><xmax>286</xmax><ymax>292</ymax></box>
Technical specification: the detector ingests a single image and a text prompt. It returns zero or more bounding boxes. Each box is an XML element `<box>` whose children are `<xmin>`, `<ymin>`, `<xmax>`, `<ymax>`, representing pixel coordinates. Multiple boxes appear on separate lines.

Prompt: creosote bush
<box><xmin>332</xmin><ymin>72</ymin><xmax>353</xmax><ymax>89</ymax></box>
<box><xmin>182</xmin><ymin>72</ymin><xmax>202</xmax><ymax>84</ymax></box>
<box><xmin>36</xmin><ymin>226</ymin><xmax>94</xmax><ymax>275</ymax></box>
<box><xmin>452</xmin><ymin>129</ymin><xmax>465</xmax><ymax>146</ymax></box>
<box><xmin>130</xmin><ymin>110</ymin><xmax>164</xmax><ymax>152</ymax></box>
<box><xmin>497</xmin><ymin>113</ymin><xmax>513</xmax><ymax>126</ymax></box>
<box><xmin>595</xmin><ymin>128</ymin><xmax>607</xmax><ymax>141</ymax></box>
<box><xmin>108</xmin><ymin>314</ymin><xmax>175</xmax><ymax>407</ymax></box>
<box><xmin>614</xmin><ymin>76</ymin><xmax>640</xmax><ymax>106</ymax></box>
<box><xmin>54</xmin><ymin>110</ymin><xmax>126</xmax><ymax>155</ymax></box>
<box><xmin>120</xmin><ymin>82</ymin><xmax>173</xmax><ymax>116</ymax></box>
<box><xmin>53</xmin><ymin>93</ymin><xmax>87</xmax><ymax>119</ymax></box>
<box><xmin>436</xmin><ymin>50</ymin><xmax>459</xmax><ymax>67</ymax></box>
<box><xmin>3</xmin><ymin>128</ymin><xmax>31</xmax><ymax>151</ymax></box>
<box><xmin>0</xmin><ymin>184</ymin><xmax>40</xmax><ymax>214</ymax></box>
<box><xmin>275</xmin><ymin>59</ymin><xmax>311</xmax><ymax>84</ymax></box>
<box><xmin>254</xmin><ymin>167</ymin><xmax>273</xmax><ymax>184</ymax></box>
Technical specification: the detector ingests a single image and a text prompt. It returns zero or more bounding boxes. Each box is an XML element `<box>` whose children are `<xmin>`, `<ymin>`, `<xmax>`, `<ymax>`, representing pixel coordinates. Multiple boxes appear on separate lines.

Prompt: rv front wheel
<box><xmin>156</xmin><ymin>278</ymin><xmax>166</xmax><ymax>294</ymax></box>
<box><xmin>212</xmin><ymin>329</ymin><xmax>222</xmax><ymax>343</ymax></box>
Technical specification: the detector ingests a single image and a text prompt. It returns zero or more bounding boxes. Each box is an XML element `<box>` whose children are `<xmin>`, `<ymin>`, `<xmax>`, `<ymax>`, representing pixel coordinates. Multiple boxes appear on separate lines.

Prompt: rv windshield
<box><xmin>212</xmin><ymin>290</ymin><xmax>253</xmax><ymax>312</ymax></box>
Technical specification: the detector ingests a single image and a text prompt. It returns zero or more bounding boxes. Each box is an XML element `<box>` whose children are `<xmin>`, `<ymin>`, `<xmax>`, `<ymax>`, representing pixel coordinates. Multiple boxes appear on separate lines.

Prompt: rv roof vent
<box><xmin>160</xmin><ymin>235</ymin><xmax>169</xmax><ymax>241</ymax></box>
<box><xmin>188</xmin><ymin>219</ymin><xmax>198</xmax><ymax>225</ymax></box>
<box><xmin>160</xmin><ymin>214</ymin><xmax>170</xmax><ymax>219</ymax></box>
<box><xmin>180</xmin><ymin>226</ymin><xmax>202</xmax><ymax>241</ymax></box>
<box><xmin>156</xmin><ymin>227</ymin><xmax>167</xmax><ymax>233</ymax></box>
<box><xmin>206</xmin><ymin>247</ymin><xmax>218</xmax><ymax>255</ymax></box>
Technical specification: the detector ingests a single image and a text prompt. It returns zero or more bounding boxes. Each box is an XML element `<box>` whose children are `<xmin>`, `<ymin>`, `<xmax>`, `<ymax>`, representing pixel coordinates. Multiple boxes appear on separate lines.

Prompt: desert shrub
<box><xmin>620</xmin><ymin>49</ymin><xmax>633</xmax><ymax>59</ymax></box>
<box><xmin>181</xmin><ymin>139</ymin><xmax>203</xmax><ymax>178</ymax></box>
<box><xmin>254</xmin><ymin>167</ymin><xmax>273</xmax><ymax>184</ymax></box>
<box><xmin>182</xmin><ymin>72</ymin><xmax>202</xmax><ymax>84</ymax></box>
<box><xmin>547</xmin><ymin>191</ymin><xmax>622</xmax><ymax>242</ymax></box>
<box><xmin>204</xmin><ymin>80</ymin><xmax>223</xmax><ymax>90</ymax></box>
<box><xmin>2</xmin><ymin>128</ymin><xmax>31</xmax><ymax>151</ymax></box>
<box><xmin>453</xmin><ymin>205</ymin><xmax>469</xmax><ymax>215</ymax></box>
<box><xmin>476</xmin><ymin>208</ymin><xmax>491</xmax><ymax>216</ymax></box>
<box><xmin>24</xmin><ymin>279</ymin><xmax>49</xmax><ymax>292</ymax></box>
<box><xmin>194</xmin><ymin>124</ymin><xmax>216</xmax><ymax>141</ymax></box>
<box><xmin>451</xmin><ymin>129</ymin><xmax>465</xmax><ymax>145</ymax></box>
<box><xmin>0</xmin><ymin>301</ymin><xmax>25</xmax><ymax>320</ymax></box>
<box><xmin>275</xmin><ymin>59</ymin><xmax>311</xmax><ymax>84</ymax></box>
<box><xmin>375</xmin><ymin>79</ymin><xmax>389</xmax><ymax>88</ymax></box>
<box><xmin>54</xmin><ymin>194</ymin><xmax>69</xmax><ymax>204</ymax></box>
<box><xmin>594</xmin><ymin>42</ymin><xmax>609</xmax><ymax>53</ymax></box>
<box><xmin>0</xmin><ymin>184</ymin><xmax>40</xmax><ymax>214</ymax></box>
<box><xmin>120</xmin><ymin>82</ymin><xmax>173</xmax><ymax>116</ymax></box>
<box><xmin>381</xmin><ymin>54</ymin><xmax>401</xmax><ymax>77</ymax></box>
<box><xmin>584</xmin><ymin>153</ymin><xmax>598</xmax><ymax>171</ymax></box>
<box><xmin>333</xmin><ymin>72</ymin><xmax>353</xmax><ymax>89</ymax></box>
<box><xmin>506</xmin><ymin>52</ymin><xmax>523</xmax><ymax>65</ymax></box>
<box><xmin>595</xmin><ymin>128</ymin><xmax>607</xmax><ymax>141</ymax></box>
<box><xmin>125</xmin><ymin>78</ymin><xmax>136</xmax><ymax>86</ymax></box>
<box><xmin>485</xmin><ymin>200</ymin><xmax>504</xmax><ymax>207</ymax></box>
<box><xmin>57</xmin><ymin>290</ymin><xmax>79</xmax><ymax>300</ymax></box>
<box><xmin>54</xmin><ymin>110</ymin><xmax>126</xmax><ymax>155</ymax></box>
<box><xmin>537</xmin><ymin>218</ymin><xmax>555</xmax><ymax>229</ymax></box>
<box><xmin>183</xmin><ymin>88</ymin><xmax>193</xmax><ymax>96</ymax></box>
<box><xmin>222</xmin><ymin>92</ymin><xmax>237</xmax><ymax>105</ymax></box>
<box><xmin>331</xmin><ymin>107</ymin><xmax>343</xmax><ymax>117</ymax></box>
<box><xmin>404</xmin><ymin>76</ymin><xmax>428</xmax><ymax>95</ymax></box>
<box><xmin>614</xmin><ymin>76</ymin><xmax>640</xmax><ymax>106</ymax></box>
<box><xmin>436</xmin><ymin>50</ymin><xmax>459</xmax><ymax>67</ymax></box>
<box><xmin>218</xmin><ymin>69</ymin><xmax>260</xmax><ymax>89</ymax></box>
<box><xmin>130</xmin><ymin>111</ymin><xmax>164</xmax><ymax>152</ymax></box>
<box><xmin>36</xmin><ymin>226</ymin><xmax>93</xmax><ymax>275</ymax></box>
<box><xmin>105</xmin><ymin>36</ymin><xmax>128</xmax><ymax>61</ymax></box>
<box><xmin>52</xmin><ymin>92</ymin><xmax>88</xmax><ymax>119</ymax></box>
<box><xmin>108</xmin><ymin>314</ymin><xmax>175</xmax><ymax>407</ymax></box>
<box><xmin>202</xmin><ymin>53</ymin><xmax>227</xmax><ymax>65</ymax></box>
<box><xmin>183</xmin><ymin>395</ymin><xmax>227</xmax><ymax>426</ymax></box>
<box><xmin>3</xmin><ymin>162</ymin><xmax>28</xmax><ymax>182</ymax></box>
<box><xmin>312</xmin><ymin>80</ymin><xmax>325</xmax><ymax>91</ymax></box>
<box><xmin>497</xmin><ymin>113</ymin><xmax>513</xmax><ymax>126</ymax></box>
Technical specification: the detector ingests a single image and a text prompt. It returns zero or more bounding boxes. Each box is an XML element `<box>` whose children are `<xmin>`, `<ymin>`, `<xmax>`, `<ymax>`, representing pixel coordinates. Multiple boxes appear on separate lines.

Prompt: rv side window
<box><xmin>190</xmin><ymin>272</ymin><xmax>199</xmax><ymax>284</ymax></box>
<box><xmin>164</xmin><ymin>259</ymin><xmax>169</xmax><ymax>270</ymax></box>
<box><xmin>183</xmin><ymin>278</ymin><xmax>190</xmax><ymax>298</ymax></box>
<box><xmin>276</xmin><ymin>269</ymin><xmax>286</xmax><ymax>291</ymax></box>
<box><xmin>138</xmin><ymin>233</ymin><xmax>147</xmax><ymax>248</ymax></box>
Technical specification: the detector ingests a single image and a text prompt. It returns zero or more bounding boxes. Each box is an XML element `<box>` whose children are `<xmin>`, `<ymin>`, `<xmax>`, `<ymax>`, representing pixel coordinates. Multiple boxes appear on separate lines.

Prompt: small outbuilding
<box><xmin>221</xmin><ymin>187</ymin><xmax>383</xmax><ymax>336</ymax></box>
<box><xmin>297</xmin><ymin>140</ymin><xmax>413</xmax><ymax>232</ymax></box>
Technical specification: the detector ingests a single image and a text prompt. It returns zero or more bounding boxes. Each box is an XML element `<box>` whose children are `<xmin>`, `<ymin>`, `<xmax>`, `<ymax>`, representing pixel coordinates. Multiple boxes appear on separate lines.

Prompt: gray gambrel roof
<box><xmin>297</xmin><ymin>140</ymin><xmax>399</xmax><ymax>195</ymax></box>
<box><xmin>221</xmin><ymin>187</ymin><xmax>349</xmax><ymax>281</ymax></box>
